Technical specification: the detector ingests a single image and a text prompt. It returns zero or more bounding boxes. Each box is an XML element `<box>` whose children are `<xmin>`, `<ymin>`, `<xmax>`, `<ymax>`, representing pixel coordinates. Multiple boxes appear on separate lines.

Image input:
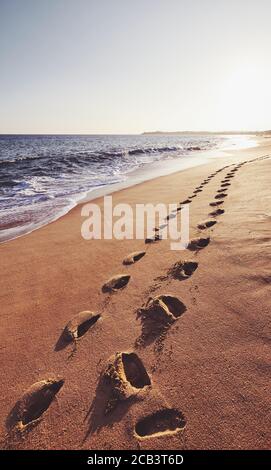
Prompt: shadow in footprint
<box><xmin>168</xmin><ymin>261</ymin><xmax>198</xmax><ymax>280</ymax></box>
<box><xmin>197</xmin><ymin>220</ymin><xmax>217</xmax><ymax>230</ymax></box>
<box><xmin>102</xmin><ymin>274</ymin><xmax>130</xmax><ymax>293</ymax></box>
<box><xmin>209</xmin><ymin>201</ymin><xmax>224</xmax><ymax>207</ymax></box>
<box><xmin>123</xmin><ymin>251</ymin><xmax>146</xmax><ymax>265</ymax></box>
<box><xmin>55</xmin><ymin>312</ymin><xmax>101</xmax><ymax>352</ymax></box>
<box><xmin>187</xmin><ymin>237</ymin><xmax>210</xmax><ymax>250</ymax></box>
<box><xmin>136</xmin><ymin>295</ymin><xmax>186</xmax><ymax>349</ymax></box>
<box><xmin>84</xmin><ymin>374</ymin><xmax>136</xmax><ymax>439</ymax></box>
<box><xmin>6</xmin><ymin>378</ymin><xmax>64</xmax><ymax>434</ymax></box>
<box><xmin>135</xmin><ymin>408</ymin><xmax>186</xmax><ymax>439</ymax></box>
<box><xmin>209</xmin><ymin>208</ymin><xmax>224</xmax><ymax>217</ymax></box>
<box><xmin>145</xmin><ymin>234</ymin><xmax>162</xmax><ymax>244</ymax></box>
<box><xmin>84</xmin><ymin>352</ymin><xmax>151</xmax><ymax>439</ymax></box>
<box><xmin>215</xmin><ymin>193</ymin><xmax>227</xmax><ymax>199</ymax></box>
<box><xmin>180</xmin><ymin>199</ymin><xmax>191</xmax><ymax>204</ymax></box>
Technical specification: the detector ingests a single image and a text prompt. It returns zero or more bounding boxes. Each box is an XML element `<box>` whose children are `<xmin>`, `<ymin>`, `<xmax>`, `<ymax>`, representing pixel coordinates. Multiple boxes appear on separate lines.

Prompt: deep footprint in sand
<box><xmin>221</xmin><ymin>183</ymin><xmax>231</xmax><ymax>188</ymax></box>
<box><xmin>209</xmin><ymin>201</ymin><xmax>224</xmax><ymax>207</ymax></box>
<box><xmin>64</xmin><ymin>311</ymin><xmax>101</xmax><ymax>342</ymax></box>
<box><xmin>103</xmin><ymin>352</ymin><xmax>151</xmax><ymax>413</ymax></box>
<box><xmin>188</xmin><ymin>237</ymin><xmax>210</xmax><ymax>250</ymax></box>
<box><xmin>197</xmin><ymin>220</ymin><xmax>217</xmax><ymax>230</ymax></box>
<box><xmin>168</xmin><ymin>260</ymin><xmax>198</xmax><ymax>280</ymax></box>
<box><xmin>209</xmin><ymin>208</ymin><xmax>225</xmax><ymax>217</ymax></box>
<box><xmin>102</xmin><ymin>274</ymin><xmax>130</xmax><ymax>293</ymax></box>
<box><xmin>135</xmin><ymin>408</ymin><xmax>186</xmax><ymax>439</ymax></box>
<box><xmin>215</xmin><ymin>193</ymin><xmax>227</xmax><ymax>199</ymax></box>
<box><xmin>6</xmin><ymin>378</ymin><xmax>64</xmax><ymax>431</ymax></box>
<box><xmin>137</xmin><ymin>295</ymin><xmax>186</xmax><ymax>346</ymax></box>
<box><xmin>193</xmin><ymin>189</ymin><xmax>202</xmax><ymax>194</ymax></box>
<box><xmin>145</xmin><ymin>233</ymin><xmax>162</xmax><ymax>244</ymax></box>
<box><xmin>123</xmin><ymin>251</ymin><xmax>146</xmax><ymax>265</ymax></box>
<box><xmin>166</xmin><ymin>213</ymin><xmax>177</xmax><ymax>221</ymax></box>
<box><xmin>180</xmin><ymin>199</ymin><xmax>191</xmax><ymax>204</ymax></box>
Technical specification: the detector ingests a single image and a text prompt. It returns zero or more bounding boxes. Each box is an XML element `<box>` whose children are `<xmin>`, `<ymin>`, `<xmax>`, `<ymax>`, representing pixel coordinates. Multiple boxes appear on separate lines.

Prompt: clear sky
<box><xmin>0</xmin><ymin>0</ymin><xmax>271</xmax><ymax>134</ymax></box>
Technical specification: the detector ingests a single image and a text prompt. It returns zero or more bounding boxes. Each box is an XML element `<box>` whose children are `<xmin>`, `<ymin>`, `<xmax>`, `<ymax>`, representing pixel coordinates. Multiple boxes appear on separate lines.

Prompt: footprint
<box><xmin>103</xmin><ymin>352</ymin><xmax>151</xmax><ymax>413</ymax></box>
<box><xmin>197</xmin><ymin>220</ymin><xmax>217</xmax><ymax>230</ymax></box>
<box><xmin>6</xmin><ymin>378</ymin><xmax>64</xmax><ymax>431</ymax></box>
<box><xmin>221</xmin><ymin>183</ymin><xmax>230</xmax><ymax>188</ymax></box>
<box><xmin>168</xmin><ymin>260</ymin><xmax>198</xmax><ymax>280</ymax></box>
<box><xmin>215</xmin><ymin>193</ymin><xmax>227</xmax><ymax>199</ymax></box>
<box><xmin>64</xmin><ymin>311</ymin><xmax>101</xmax><ymax>342</ymax></box>
<box><xmin>166</xmin><ymin>213</ymin><xmax>177</xmax><ymax>221</ymax></box>
<box><xmin>137</xmin><ymin>295</ymin><xmax>186</xmax><ymax>346</ymax></box>
<box><xmin>102</xmin><ymin>274</ymin><xmax>130</xmax><ymax>293</ymax></box>
<box><xmin>209</xmin><ymin>201</ymin><xmax>224</xmax><ymax>207</ymax></box>
<box><xmin>209</xmin><ymin>208</ymin><xmax>225</xmax><ymax>217</ymax></box>
<box><xmin>180</xmin><ymin>199</ymin><xmax>191</xmax><ymax>204</ymax></box>
<box><xmin>123</xmin><ymin>251</ymin><xmax>146</xmax><ymax>265</ymax></box>
<box><xmin>188</xmin><ymin>237</ymin><xmax>210</xmax><ymax>250</ymax></box>
<box><xmin>135</xmin><ymin>408</ymin><xmax>186</xmax><ymax>439</ymax></box>
<box><xmin>217</xmin><ymin>188</ymin><xmax>226</xmax><ymax>193</ymax></box>
<box><xmin>193</xmin><ymin>189</ymin><xmax>202</xmax><ymax>194</ymax></box>
<box><xmin>145</xmin><ymin>233</ymin><xmax>162</xmax><ymax>244</ymax></box>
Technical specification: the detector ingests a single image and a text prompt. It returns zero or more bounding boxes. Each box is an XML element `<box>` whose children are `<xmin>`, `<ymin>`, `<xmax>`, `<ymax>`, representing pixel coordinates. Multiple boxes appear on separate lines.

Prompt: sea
<box><xmin>0</xmin><ymin>134</ymin><xmax>256</xmax><ymax>242</ymax></box>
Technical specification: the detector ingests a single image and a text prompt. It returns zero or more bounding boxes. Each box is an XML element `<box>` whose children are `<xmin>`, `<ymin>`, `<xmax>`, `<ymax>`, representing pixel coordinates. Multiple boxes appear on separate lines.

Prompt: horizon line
<box><xmin>0</xmin><ymin>129</ymin><xmax>270</xmax><ymax>136</ymax></box>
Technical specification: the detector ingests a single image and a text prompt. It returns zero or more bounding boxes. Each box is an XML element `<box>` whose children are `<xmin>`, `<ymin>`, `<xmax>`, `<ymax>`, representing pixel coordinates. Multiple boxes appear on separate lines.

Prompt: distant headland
<box><xmin>142</xmin><ymin>130</ymin><xmax>271</xmax><ymax>136</ymax></box>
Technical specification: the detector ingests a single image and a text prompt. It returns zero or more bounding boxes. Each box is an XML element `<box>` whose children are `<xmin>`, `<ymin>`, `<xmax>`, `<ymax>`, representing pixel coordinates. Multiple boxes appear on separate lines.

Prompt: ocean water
<box><xmin>0</xmin><ymin>134</ymin><xmax>254</xmax><ymax>242</ymax></box>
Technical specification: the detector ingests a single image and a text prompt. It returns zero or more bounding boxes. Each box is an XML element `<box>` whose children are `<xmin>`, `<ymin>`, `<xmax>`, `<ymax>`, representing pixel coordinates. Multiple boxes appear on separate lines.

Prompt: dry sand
<box><xmin>0</xmin><ymin>138</ymin><xmax>270</xmax><ymax>449</ymax></box>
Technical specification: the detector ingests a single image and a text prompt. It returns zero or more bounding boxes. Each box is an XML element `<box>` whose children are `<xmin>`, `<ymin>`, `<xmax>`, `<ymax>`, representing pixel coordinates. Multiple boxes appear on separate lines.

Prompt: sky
<box><xmin>0</xmin><ymin>0</ymin><xmax>271</xmax><ymax>134</ymax></box>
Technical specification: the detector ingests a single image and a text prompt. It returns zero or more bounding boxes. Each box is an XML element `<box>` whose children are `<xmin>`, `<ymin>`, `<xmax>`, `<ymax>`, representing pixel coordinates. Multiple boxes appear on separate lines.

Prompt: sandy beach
<box><xmin>0</xmin><ymin>137</ymin><xmax>270</xmax><ymax>450</ymax></box>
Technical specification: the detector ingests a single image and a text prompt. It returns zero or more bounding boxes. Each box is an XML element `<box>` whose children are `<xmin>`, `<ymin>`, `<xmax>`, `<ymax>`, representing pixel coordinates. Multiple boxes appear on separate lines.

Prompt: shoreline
<box><xmin>0</xmin><ymin>138</ymin><xmax>270</xmax><ymax>450</ymax></box>
<box><xmin>0</xmin><ymin>134</ymin><xmax>259</xmax><ymax>244</ymax></box>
